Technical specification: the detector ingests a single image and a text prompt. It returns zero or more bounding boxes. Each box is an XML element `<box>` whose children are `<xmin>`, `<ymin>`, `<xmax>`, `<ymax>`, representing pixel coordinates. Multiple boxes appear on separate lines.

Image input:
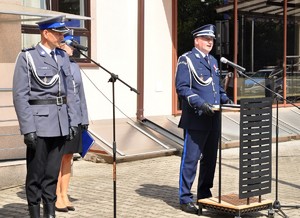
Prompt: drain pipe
<box><xmin>137</xmin><ymin>0</ymin><xmax>145</xmax><ymax>121</ymax></box>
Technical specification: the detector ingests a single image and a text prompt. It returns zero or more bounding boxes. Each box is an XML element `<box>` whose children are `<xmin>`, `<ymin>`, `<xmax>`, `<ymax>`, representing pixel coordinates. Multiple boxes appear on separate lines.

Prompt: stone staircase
<box><xmin>0</xmin><ymin>88</ymin><xmax>26</xmax><ymax>190</ymax></box>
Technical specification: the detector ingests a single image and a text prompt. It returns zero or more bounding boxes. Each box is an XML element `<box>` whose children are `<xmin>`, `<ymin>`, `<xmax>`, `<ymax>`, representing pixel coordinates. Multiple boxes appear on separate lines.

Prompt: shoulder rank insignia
<box><xmin>195</xmin><ymin>53</ymin><xmax>201</xmax><ymax>58</ymax></box>
<box><xmin>22</xmin><ymin>46</ymin><xmax>35</xmax><ymax>52</ymax></box>
<box><xmin>183</xmin><ymin>51</ymin><xmax>192</xmax><ymax>56</ymax></box>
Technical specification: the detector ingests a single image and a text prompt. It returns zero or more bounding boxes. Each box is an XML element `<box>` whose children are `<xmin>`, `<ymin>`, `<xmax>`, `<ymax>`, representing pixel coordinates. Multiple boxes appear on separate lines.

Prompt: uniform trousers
<box><xmin>26</xmin><ymin>136</ymin><xmax>65</xmax><ymax>206</ymax></box>
<box><xmin>179</xmin><ymin>129</ymin><xmax>219</xmax><ymax>204</ymax></box>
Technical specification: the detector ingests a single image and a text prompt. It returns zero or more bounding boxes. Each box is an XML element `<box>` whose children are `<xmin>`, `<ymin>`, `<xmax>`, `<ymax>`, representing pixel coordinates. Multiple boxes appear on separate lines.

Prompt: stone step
<box><xmin>0</xmin><ymin>160</ymin><xmax>26</xmax><ymax>190</ymax></box>
<box><xmin>0</xmin><ymin>125</ymin><xmax>25</xmax><ymax>160</ymax></box>
<box><xmin>0</xmin><ymin>91</ymin><xmax>13</xmax><ymax>106</ymax></box>
<box><xmin>0</xmin><ymin>106</ymin><xmax>17</xmax><ymax>121</ymax></box>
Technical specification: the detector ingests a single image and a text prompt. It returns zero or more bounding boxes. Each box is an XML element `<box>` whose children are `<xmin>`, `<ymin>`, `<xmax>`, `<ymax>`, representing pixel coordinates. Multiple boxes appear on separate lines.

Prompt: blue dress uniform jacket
<box><xmin>70</xmin><ymin>61</ymin><xmax>89</xmax><ymax>126</ymax></box>
<box><xmin>13</xmin><ymin>44</ymin><xmax>77</xmax><ymax>137</ymax></box>
<box><xmin>175</xmin><ymin>47</ymin><xmax>229</xmax><ymax>205</ymax></box>
<box><xmin>63</xmin><ymin>61</ymin><xmax>89</xmax><ymax>155</ymax></box>
<box><xmin>176</xmin><ymin>47</ymin><xmax>228</xmax><ymax>130</ymax></box>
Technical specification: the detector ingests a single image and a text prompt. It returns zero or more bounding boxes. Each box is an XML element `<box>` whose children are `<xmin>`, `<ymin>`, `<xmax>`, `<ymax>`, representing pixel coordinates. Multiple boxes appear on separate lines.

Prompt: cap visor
<box><xmin>51</xmin><ymin>27</ymin><xmax>70</xmax><ymax>33</ymax></box>
<box><xmin>195</xmin><ymin>34</ymin><xmax>215</xmax><ymax>39</ymax></box>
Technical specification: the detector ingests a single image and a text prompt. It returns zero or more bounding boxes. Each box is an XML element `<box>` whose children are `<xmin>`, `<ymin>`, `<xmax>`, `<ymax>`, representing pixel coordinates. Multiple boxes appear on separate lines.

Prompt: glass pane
<box><xmin>238</xmin><ymin>67</ymin><xmax>284</xmax><ymax>103</ymax></box>
<box><xmin>21</xmin><ymin>0</ymin><xmax>47</xmax><ymax>25</ymax></box>
<box><xmin>238</xmin><ymin>70</ymin><xmax>269</xmax><ymax>100</ymax></box>
<box><xmin>59</xmin><ymin>0</ymin><xmax>85</xmax><ymax>28</ymax></box>
<box><xmin>72</xmin><ymin>36</ymin><xmax>88</xmax><ymax>58</ymax></box>
<box><xmin>286</xmin><ymin>58</ymin><xmax>300</xmax><ymax>103</ymax></box>
<box><xmin>22</xmin><ymin>0</ymin><xmax>46</xmax><ymax>9</ymax></box>
<box><xmin>22</xmin><ymin>33</ymin><xmax>41</xmax><ymax>49</ymax></box>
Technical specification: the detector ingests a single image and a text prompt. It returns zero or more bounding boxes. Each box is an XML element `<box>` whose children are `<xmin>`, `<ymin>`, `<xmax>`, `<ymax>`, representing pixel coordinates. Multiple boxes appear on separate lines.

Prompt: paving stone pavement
<box><xmin>0</xmin><ymin>140</ymin><xmax>299</xmax><ymax>218</ymax></box>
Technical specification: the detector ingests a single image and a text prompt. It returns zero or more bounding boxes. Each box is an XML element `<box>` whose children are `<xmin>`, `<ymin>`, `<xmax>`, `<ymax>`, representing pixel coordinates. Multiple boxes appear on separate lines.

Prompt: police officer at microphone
<box><xmin>13</xmin><ymin>15</ymin><xmax>78</xmax><ymax>218</ymax></box>
<box><xmin>175</xmin><ymin>24</ymin><xmax>232</xmax><ymax>214</ymax></box>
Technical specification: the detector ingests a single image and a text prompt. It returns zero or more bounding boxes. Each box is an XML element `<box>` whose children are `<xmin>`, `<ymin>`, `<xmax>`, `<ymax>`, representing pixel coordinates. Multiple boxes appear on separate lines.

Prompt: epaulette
<box><xmin>179</xmin><ymin>51</ymin><xmax>192</xmax><ymax>60</ymax></box>
<box><xmin>182</xmin><ymin>51</ymin><xmax>192</xmax><ymax>56</ymax></box>
<box><xmin>22</xmin><ymin>47</ymin><xmax>35</xmax><ymax>52</ymax></box>
<box><xmin>56</xmin><ymin>47</ymin><xmax>68</xmax><ymax>56</ymax></box>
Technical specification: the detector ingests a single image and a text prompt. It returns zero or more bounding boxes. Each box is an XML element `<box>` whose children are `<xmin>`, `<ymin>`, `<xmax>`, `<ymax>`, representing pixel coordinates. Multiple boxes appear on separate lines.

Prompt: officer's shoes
<box><xmin>180</xmin><ymin>202</ymin><xmax>198</xmax><ymax>214</ymax></box>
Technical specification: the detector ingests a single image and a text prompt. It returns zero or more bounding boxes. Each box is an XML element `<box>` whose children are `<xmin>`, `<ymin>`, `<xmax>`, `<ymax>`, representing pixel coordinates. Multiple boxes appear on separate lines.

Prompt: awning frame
<box><xmin>0</xmin><ymin>2</ymin><xmax>91</xmax><ymax>21</ymax></box>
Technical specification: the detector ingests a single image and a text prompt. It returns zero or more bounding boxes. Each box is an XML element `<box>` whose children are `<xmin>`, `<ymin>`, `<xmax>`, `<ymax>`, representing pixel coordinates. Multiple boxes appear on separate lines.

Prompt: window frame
<box><xmin>21</xmin><ymin>0</ymin><xmax>92</xmax><ymax>64</ymax></box>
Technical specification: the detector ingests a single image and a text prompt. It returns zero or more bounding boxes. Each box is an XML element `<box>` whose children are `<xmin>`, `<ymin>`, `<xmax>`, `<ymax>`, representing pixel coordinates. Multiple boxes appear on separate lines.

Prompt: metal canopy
<box><xmin>0</xmin><ymin>2</ymin><xmax>91</xmax><ymax>20</ymax></box>
<box><xmin>216</xmin><ymin>0</ymin><xmax>300</xmax><ymax>19</ymax></box>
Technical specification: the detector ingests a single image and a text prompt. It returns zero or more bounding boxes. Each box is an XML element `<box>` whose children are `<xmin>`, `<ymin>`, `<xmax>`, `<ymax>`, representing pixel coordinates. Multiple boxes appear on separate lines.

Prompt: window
<box><xmin>21</xmin><ymin>0</ymin><xmax>91</xmax><ymax>63</ymax></box>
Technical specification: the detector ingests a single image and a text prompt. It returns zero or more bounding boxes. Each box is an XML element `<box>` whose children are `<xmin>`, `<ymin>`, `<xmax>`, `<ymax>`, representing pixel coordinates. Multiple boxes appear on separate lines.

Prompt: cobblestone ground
<box><xmin>0</xmin><ymin>140</ymin><xmax>299</xmax><ymax>218</ymax></box>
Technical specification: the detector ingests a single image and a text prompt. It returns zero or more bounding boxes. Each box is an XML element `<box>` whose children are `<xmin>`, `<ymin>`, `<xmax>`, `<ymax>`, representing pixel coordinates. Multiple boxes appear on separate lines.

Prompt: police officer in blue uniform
<box><xmin>13</xmin><ymin>15</ymin><xmax>78</xmax><ymax>218</ymax></box>
<box><xmin>175</xmin><ymin>24</ymin><xmax>232</xmax><ymax>214</ymax></box>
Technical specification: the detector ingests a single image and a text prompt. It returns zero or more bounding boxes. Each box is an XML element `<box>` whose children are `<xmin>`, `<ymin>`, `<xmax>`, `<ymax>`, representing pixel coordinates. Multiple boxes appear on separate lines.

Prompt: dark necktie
<box><xmin>50</xmin><ymin>50</ymin><xmax>56</xmax><ymax>63</ymax></box>
<box><xmin>204</xmin><ymin>55</ymin><xmax>210</xmax><ymax>65</ymax></box>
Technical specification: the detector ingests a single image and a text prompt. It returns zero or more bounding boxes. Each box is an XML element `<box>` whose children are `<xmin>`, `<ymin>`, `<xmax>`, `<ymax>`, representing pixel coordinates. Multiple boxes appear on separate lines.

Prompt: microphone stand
<box><xmin>78</xmin><ymin>50</ymin><xmax>139</xmax><ymax>218</ymax></box>
<box><xmin>218</xmin><ymin>64</ymin><xmax>223</xmax><ymax>204</ymax></box>
<box><xmin>231</xmin><ymin>67</ymin><xmax>300</xmax><ymax>218</ymax></box>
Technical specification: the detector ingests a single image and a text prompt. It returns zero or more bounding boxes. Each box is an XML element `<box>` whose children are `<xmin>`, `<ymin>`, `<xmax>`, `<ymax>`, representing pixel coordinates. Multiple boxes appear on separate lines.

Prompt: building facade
<box><xmin>0</xmin><ymin>0</ymin><xmax>177</xmax><ymax>161</ymax></box>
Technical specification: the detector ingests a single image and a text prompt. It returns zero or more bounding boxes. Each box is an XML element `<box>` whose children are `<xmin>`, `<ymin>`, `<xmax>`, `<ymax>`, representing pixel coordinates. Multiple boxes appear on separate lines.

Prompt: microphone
<box><xmin>220</xmin><ymin>57</ymin><xmax>246</xmax><ymax>72</ymax></box>
<box><xmin>65</xmin><ymin>39</ymin><xmax>88</xmax><ymax>52</ymax></box>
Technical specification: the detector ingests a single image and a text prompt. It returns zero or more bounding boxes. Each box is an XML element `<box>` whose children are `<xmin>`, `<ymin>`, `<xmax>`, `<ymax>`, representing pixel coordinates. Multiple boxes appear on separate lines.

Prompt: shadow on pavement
<box><xmin>135</xmin><ymin>184</ymin><xmax>180</xmax><ymax>209</ymax></box>
<box><xmin>0</xmin><ymin>203</ymin><xmax>28</xmax><ymax>217</ymax></box>
<box><xmin>16</xmin><ymin>186</ymin><xmax>26</xmax><ymax>201</ymax></box>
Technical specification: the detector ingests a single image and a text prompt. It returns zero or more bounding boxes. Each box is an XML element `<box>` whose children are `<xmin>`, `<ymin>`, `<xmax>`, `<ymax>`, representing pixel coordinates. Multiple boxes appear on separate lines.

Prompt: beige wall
<box><xmin>143</xmin><ymin>0</ymin><xmax>173</xmax><ymax>117</ymax></box>
<box><xmin>82</xmin><ymin>0</ymin><xmax>174</xmax><ymax>120</ymax></box>
<box><xmin>0</xmin><ymin>0</ymin><xmax>175</xmax><ymax>121</ymax></box>
<box><xmin>0</xmin><ymin>14</ymin><xmax>20</xmax><ymax>126</ymax></box>
<box><xmin>0</xmin><ymin>14</ymin><xmax>21</xmax><ymax>63</ymax></box>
